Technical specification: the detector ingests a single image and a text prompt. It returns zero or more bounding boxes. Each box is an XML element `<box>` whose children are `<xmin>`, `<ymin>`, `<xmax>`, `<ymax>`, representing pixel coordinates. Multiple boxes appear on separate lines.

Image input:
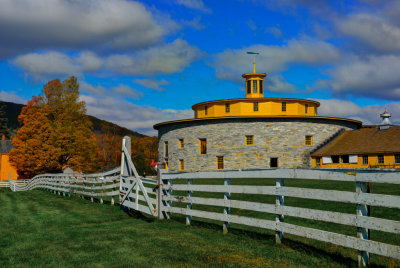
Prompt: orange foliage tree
<box><xmin>9</xmin><ymin>77</ymin><xmax>99</xmax><ymax>179</ymax></box>
<box><xmin>96</xmin><ymin>133</ymin><xmax>122</xmax><ymax>171</ymax></box>
<box><xmin>131</xmin><ymin>136</ymin><xmax>158</xmax><ymax>176</ymax></box>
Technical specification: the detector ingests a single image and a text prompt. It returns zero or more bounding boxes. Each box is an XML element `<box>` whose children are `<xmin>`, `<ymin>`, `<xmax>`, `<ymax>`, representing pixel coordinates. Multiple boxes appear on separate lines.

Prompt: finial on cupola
<box><xmin>380</xmin><ymin>109</ymin><xmax>392</xmax><ymax>130</ymax></box>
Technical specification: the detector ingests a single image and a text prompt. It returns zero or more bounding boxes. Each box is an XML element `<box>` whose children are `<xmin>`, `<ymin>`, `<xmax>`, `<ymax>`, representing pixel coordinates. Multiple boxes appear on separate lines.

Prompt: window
<box><xmin>316</xmin><ymin>157</ymin><xmax>321</xmax><ymax>166</ymax></box>
<box><xmin>179</xmin><ymin>139</ymin><xmax>184</xmax><ymax>149</ymax></box>
<box><xmin>341</xmin><ymin>155</ymin><xmax>349</xmax><ymax>163</ymax></box>
<box><xmin>270</xmin><ymin>158</ymin><xmax>278</xmax><ymax>168</ymax></box>
<box><xmin>253</xmin><ymin>102</ymin><xmax>259</xmax><ymax>111</ymax></box>
<box><xmin>253</xmin><ymin>80</ymin><xmax>257</xmax><ymax>93</ymax></box>
<box><xmin>179</xmin><ymin>159</ymin><xmax>184</xmax><ymax>171</ymax></box>
<box><xmin>246</xmin><ymin>135</ymin><xmax>254</xmax><ymax>145</ymax></box>
<box><xmin>165</xmin><ymin>160</ymin><xmax>168</xmax><ymax>170</ymax></box>
<box><xmin>205</xmin><ymin>105</ymin><xmax>208</xmax><ymax>115</ymax></box>
<box><xmin>363</xmin><ymin>155</ymin><xmax>368</xmax><ymax>165</ymax></box>
<box><xmin>225</xmin><ymin>103</ymin><xmax>230</xmax><ymax>113</ymax></box>
<box><xmin>395</xmin><ymin>154</ymin><xmax>400</xmax><ymax>164</ymax></box>
<box><xmin>305</xmin><ymin>104</ymin><xmax>308</xmax><ymax>114</ymax></box>
<box><xmin>282</xmin><ymin>102</ymin><xmax>286</xmax><ymax>112</ymax></box>
<box><xmin>305</xmin><ymin>135</ymin><xmax>313</xmax><ymax>146</ymax></box>
<box><xmin>247</xmin><ymin>80</ymin><xmax>251</xmax><ymax>94</ymax></box>
<box><xmin>217</xmin><ymin>156</ymin><xmax>224</xmax><ymax>170</ymax></box>
<box><xmin>332</xmin><ymin>155</ymin><xmax>340</xmax><ymax>163</ymax></box>
<box><xmin>164</xmin><ymin>141</ymin><xmax>168</xmax><ymax>157</ymax></box>
<box><xmin>259</xmin><ymin>80</ymin><xmax>263</xmax><ymax>94</ymax></box>
<box><xmin>199</xmin><ymin>139</ymin><xmax>207</xmax><ymax>155</ymax></box>
<box><xmin>378</xmin><ymin>155</ymin><xmax>384</xmax><ymax>164</ymax></box>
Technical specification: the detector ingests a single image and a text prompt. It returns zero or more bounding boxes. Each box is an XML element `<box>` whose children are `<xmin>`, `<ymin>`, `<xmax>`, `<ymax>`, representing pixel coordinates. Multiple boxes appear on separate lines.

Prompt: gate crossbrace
<box><xmin>121</xmin><ymin>145</ymin><xmax>156</xmax><ymax>216</ymax></box>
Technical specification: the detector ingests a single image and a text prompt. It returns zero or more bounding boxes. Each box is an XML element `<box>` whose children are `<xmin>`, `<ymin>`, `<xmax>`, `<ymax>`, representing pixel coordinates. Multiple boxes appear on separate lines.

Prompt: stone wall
<box><xmin>157</xmin><ymin>118</ymin><xmax>359</xmax><ymax>172</ymax></box>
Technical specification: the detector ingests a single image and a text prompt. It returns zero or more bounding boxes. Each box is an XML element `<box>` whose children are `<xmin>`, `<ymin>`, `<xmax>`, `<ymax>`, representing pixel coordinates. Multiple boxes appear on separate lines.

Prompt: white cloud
<box><xmin>13</xmin><ymin>51</ymin><xmax>103</xmax><ymax>80</ymax></box>
<box><xmin>182</xmin><ymin>17</ymin><xmax>205</xmax><ymax>30</ymax></box>
<box><xmin>79</xmin><ymin>81</ymin><xmax>143</xmax><ymax>99</ymax></box>
<box><xmin>214</xmin><ymin>38</ymin><xmax>340</xmax><ymax>85</ymax></box>
<box><xmin>0</xmin><ymin>91</ymin><xmax>27</xmax><ymax>104</ymax></box>
<box><xmin>134</xmin><ymin>79</ymin><xmax>170</xmax><ymax>92</ymax></box>
<box><xmin>176</xmin><ymin>0</ymin><xmax>212</xmax><ymax>13</ymax></box>
<box><xmin>336</xmin><ymin>13</ymin><xmax>400</xmax><ymax>53</ymax></box>
<box><xmin>0</xmin><ymin>0</ymin><xmax>172</xmax><ymax>58</ymax></box>
<box><xmin>316</xmin><ymin>55</ymin><xmax>400</xmax><ymax>100</ymax></box>
<box><xmin>317</xmin><ymin>99</ymin><xmax>400</xmax><ymax>125</ymax></box>
<box><xmin>81</xmin><ymin>94</ymin><xmax>193</xmax><ymax>136</ymax></box>
<box><xmin>265</xmin><ymin>75</ymin><xmax>297</xmax><ymax>93</ymax></box>
<box><xmin>12</xmin><ymin>39</ymin><xmax>201</xmax><ymax>79</ymax></box>
<box><xmin>105</xmin><ymin>39</ymin><xmax>201</xmax><ymax>75</ymax></box>
<box><xmin>111</xmin><ymin>85</ymin><xmax>143</xmax><ymax>99</ymax></box>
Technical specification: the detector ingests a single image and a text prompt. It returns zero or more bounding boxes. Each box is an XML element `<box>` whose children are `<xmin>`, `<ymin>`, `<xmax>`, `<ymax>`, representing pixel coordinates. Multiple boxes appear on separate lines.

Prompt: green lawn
<box><xmin>0</xmin><ymin>183</ymin><xmax>398</xmax><ymax>267</ymax></box>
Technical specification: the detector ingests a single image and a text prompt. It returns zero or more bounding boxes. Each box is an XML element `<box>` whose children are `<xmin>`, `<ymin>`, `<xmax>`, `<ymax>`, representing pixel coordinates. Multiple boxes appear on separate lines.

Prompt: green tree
<box><xmin>9</xmin><ymin>77</ymin><xmax>99</xmax><ymax>179</ymax></box>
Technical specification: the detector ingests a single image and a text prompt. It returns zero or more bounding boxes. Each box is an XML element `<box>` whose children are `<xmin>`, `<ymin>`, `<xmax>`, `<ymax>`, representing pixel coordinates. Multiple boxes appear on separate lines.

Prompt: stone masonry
<box><xmin>157</xmin><ymin>118</ymin><xmax>359</xmax><ymax>172</ymax></box>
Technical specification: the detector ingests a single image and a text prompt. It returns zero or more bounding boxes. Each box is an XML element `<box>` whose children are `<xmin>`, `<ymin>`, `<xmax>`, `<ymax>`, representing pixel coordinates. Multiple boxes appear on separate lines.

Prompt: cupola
<box><xmin>242</xmin><ymin>61</ymin><xmax>267</xmax><ymax>98</ymax></box>
<box><xmin>380</xmin><ymin>109</ymin><xmax>392</xmax><ymax>130</ymax></box>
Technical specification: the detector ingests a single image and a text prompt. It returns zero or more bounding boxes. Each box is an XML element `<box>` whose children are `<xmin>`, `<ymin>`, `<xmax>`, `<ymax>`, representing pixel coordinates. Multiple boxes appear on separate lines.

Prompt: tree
<box><xmin>131</xmin><ymin>136</ymin><xmax>158</xmax><ymax>176</ymax></box>
<box><xmin>0</xmin><ymin>99</ymin><xmax>9</xmax><ymax>138</ymax></box>
<box><xmin>9</xmin><ymin>77</ymin><xmax>99</xmax><ymax>179</ymax></box>
<box><xmin>96</xmin><ymin>132</ymin><xmax>122</xmax><ymax>171</ymax></box>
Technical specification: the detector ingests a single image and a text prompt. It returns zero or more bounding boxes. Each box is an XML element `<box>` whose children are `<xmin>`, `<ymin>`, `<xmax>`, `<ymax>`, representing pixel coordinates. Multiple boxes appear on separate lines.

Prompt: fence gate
<box><xmin>119</xmin><ymin>136</ymin><xmax>157</xmax><ymax>216</ymax></box>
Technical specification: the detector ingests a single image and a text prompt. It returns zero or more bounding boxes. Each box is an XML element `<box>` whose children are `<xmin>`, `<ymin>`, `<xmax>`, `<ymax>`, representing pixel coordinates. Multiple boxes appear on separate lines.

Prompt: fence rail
<box><xmin>158</xmin><ymin>168</ymin><xmax>400</xmax><ymax>265</ymax></box>
<box><xmin>0</xmin><ymin>180</ymin><xmax>30</xmax><ymax>188</ymax></box>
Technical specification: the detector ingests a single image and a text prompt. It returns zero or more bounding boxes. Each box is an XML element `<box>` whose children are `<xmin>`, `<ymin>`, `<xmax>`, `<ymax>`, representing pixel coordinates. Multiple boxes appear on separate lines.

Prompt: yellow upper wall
<box><xmin>193</xmin><ymin>98</ymin><xmax>319</xmax><ymax>118</ymax></box>
<box><xmin>192</xmin><ymin>63</ymin><xmax>319</xmax><ymax>119</ymax></box>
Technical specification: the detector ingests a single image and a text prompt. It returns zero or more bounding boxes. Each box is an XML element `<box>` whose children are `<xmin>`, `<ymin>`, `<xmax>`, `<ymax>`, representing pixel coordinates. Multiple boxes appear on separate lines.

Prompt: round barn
<box><xmin>154</xmin><ymin>63</ymin><xmax>361</xmax><ymax>172</ymax></box>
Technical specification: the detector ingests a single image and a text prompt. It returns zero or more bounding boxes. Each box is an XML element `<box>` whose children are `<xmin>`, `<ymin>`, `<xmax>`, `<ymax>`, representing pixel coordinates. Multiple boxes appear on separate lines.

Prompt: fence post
<box><xmin>100</xmin><ymin>177</ymin><xmax>104</xmax><ymax>204</ymax></box>
<box><xmin>63</xmin><ymin>176</ymin><xmax>66</xmax><ymax>196</ymax></box>
<box><xmin>223</xmin><ymin>178</ymin><xmax>231</xmax><ymax>234</ymax></box>
<box><xmin>275</xmin><ymin>178</ymin><xmax>284</xmax><ymax>244</ymax></box>
<box><xmin>91</xmin><ymin>180</ymin><xmax>95</xmax><ymax>203</ymax></box>
<box><xmin>166</xmin><ymin>179</ymin><xmax>172</xmax><ymax>219</ymax></box>
<box><xmin>68</xmin><ymin>176</ymin><xmax>71</xmax><ymax>197</ymax></box>
<box><xmin>135</xmin><ymin>180</ymin><xmax>139</xmax><ymax>210</ymax></box>
<box><xmin>111</xmin><ymin>176</ymin><xmax>115</xmax><ymax>206</ymax></box>
<box><xmin>157</xmin><ymin>169</ymin><xmax>165</xmax><ymax>220</ymax></box>
<box><xmin>186</xmin><ymin>179</ymin><xmax>193</xmax><ymax>225</ymax></box>
<box><xmin>356</xmin><ymin>181</ymin><xmax>370</xmax><ymax>267</ymax></box>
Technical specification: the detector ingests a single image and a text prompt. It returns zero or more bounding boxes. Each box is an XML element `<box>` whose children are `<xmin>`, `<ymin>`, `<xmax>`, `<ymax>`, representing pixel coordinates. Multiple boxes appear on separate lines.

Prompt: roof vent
<box><xmin>380</xmin><ymin>109</ymin><xmax>392</xmax><ymax>130</ymax></box>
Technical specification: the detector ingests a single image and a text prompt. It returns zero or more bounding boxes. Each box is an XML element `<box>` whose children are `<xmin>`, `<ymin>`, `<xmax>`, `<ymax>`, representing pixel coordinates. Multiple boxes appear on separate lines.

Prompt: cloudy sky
<box><xmin>1</xmin><ymin>0</ymin><xmax>400</xmax><ymax>135</ymax></box>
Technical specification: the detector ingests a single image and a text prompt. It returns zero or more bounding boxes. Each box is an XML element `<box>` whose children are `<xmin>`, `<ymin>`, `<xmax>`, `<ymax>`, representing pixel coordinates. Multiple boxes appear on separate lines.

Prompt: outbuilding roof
<box><xmin>312</xmin><ymin>126</ymin><xmax>400</xmax><ymax>156</ymax></box>
<box><xmin>0</xmin><ymin>139</ymin><xmax>13</xmax><ymax>154</ymax></box>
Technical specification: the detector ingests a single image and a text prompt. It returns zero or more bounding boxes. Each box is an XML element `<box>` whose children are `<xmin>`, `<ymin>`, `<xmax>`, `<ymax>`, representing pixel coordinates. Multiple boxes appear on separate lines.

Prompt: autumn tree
<box><xmin>9</xmin><ymin>77</ymin><xmax>99</xmax><ymax>179</ymax></box>
<box><xmin>96</xmin><ymin>132</ymin><xmax>122</xmax><ymax>171</ymax></box>
<box><xmin>131</xmin><ymin>136</ymin><xmax>158</xmax><ymax>176</ymax></box>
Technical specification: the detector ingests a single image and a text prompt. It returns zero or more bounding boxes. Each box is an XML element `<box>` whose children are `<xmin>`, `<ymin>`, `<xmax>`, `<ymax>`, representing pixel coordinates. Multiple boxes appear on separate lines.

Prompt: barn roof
<box><xmin>0</xmin><ymin>139</ymin><xmax>13</xmax><ymax>154</ymax></box>
<box><xmin>312</xmin><ymin>126</ymin><xmax>400</xmax><ymax>156</ymax></box>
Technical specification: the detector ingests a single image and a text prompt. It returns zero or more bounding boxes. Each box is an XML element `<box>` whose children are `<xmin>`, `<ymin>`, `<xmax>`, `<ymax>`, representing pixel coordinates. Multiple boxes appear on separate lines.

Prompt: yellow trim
<box><xmin>154</xmin><ymin>115</ymin><xmax>362</xmax><ymax>129</ymax></box>
<box><xmin>245</xmin><ymin>135</ymin><xmax>254</xmax><ymax>145</ymax></box>
<box><xmin>179</xmin><ymin>159</ymin><xmax>184</xmax><ymax>171</ymax></box>
<box><xmin>179</xmin><ymin>139</ymin><xmax>184</xmax><ymax>149</ymax></box>
<box><xmin>216</xmin><ymin>156</ymin><xmax>224</xmax><ymax>170</ymax></box>
<box><xmin>305</xmin><ymin>135</ymin><xmax>313</xmax><ymax>146</ymax></box>
<box><xmin>199</xmin><ymin>138</ymin><xmax>207</xmax><ymax>155</ymax></box>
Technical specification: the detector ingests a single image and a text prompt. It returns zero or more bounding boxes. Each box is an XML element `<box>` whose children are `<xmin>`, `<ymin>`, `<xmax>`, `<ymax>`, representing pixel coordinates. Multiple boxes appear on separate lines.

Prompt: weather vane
<box><xmin>246</xmin><ymin>51</ymin><xmax>259</xmax><ymax>73</ymax></box>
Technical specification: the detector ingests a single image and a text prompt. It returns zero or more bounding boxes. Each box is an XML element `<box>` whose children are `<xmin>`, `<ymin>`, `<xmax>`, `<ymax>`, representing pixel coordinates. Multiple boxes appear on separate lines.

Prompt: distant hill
<box><xmin>2</xmin><ymin>101</ymin><xmax>146</xmax><ymax>138</ymax></box>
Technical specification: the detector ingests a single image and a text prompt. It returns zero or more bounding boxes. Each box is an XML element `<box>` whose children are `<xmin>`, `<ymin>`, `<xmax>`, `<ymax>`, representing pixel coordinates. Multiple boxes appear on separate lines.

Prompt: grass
<box><xmin>0</xmin><ymin>179</ymin><xmax>399</xmax><ymax>267</ymax></box>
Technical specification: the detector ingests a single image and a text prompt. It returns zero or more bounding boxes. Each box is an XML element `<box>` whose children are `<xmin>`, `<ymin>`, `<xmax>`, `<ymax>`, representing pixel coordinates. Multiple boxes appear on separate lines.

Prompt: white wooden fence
<box><xmin>156</xmin><ymin>168</ymin><xmax>400</xmax><ymax>266</ymax></box>
<box><xmin>6</xmin><ymin>136</ymin><xmax>399</xmax><ymax>266</ymax></box>
<box><xmin>8</xmin><ymin>168</ymin><xmax>121</xmax><ymax>205</ymax></box>
<box><xmin>0</xmin><ymin>180</ymin><xmax>30</xmax><ymax>188</ymax></box>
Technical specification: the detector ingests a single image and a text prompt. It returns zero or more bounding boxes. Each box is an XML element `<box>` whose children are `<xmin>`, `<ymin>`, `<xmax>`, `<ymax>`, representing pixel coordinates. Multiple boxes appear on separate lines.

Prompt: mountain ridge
<box><xmin>2</xmin><ymin>101</ymin><xmax>146</xmax><ymax>138</ymax></box>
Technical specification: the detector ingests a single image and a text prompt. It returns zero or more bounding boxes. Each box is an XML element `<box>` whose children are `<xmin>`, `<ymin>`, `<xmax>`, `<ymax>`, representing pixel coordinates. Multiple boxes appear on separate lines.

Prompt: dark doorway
<box><xmin>270</xmin><ymin>157</ymin><xmax>278</xmax><ymax>168</ymax></box>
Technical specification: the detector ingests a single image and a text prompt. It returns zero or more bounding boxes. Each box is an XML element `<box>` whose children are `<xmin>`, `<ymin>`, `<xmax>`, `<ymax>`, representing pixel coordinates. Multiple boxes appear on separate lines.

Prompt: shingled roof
<box><xmin>0</xmin><ymin>139</ymin><xmax>13</xmax><ymax>154</ymax></box>
<box><xmin>312</xmin><ymin>126</ymin><xmax>400</xmax><ymax>156</ymax></box>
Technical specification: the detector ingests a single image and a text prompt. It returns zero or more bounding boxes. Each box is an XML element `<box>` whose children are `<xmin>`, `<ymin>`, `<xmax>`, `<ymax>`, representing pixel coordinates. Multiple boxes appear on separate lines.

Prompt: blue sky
<box><xmin>1</xmin><ymin>0</ymin><xmax>400</xmax><ymax>135</ymax></box>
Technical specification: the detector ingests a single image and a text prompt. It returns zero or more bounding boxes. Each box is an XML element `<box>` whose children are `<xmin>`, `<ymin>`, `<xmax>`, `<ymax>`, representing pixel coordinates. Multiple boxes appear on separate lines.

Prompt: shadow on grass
<box><xmin>121</xmin><ymin>209</ymin><xmax>387</xmax><ymax>268</ymax></box>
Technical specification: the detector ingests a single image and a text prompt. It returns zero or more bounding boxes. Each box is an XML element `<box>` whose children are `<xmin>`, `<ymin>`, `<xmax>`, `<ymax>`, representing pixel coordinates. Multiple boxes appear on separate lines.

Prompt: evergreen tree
<box><xmin>0</xmin><ymin>99</ymin><xmax>9</xmax><ymax>138</ymax></box>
